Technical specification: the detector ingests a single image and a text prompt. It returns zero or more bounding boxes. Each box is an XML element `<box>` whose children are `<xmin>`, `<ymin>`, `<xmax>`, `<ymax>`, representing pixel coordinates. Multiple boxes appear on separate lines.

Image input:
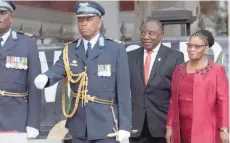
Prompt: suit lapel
<box><xmin>87</xmin><ymin>40</ymin><xmax>102</xmax><ymax>63</ymax></box>
<box><xmin>75</xmin><ymin>39</ymin><xmax>86</xmax><ymax>64</ymax></box>
<box><xmin>147</xmin><ymin>44</ymin><xmax>168</xmax><ymax>84</ymax></box>
<box><xmin>0</xmin><ymin>32</ymin><xmax>17</xmax><ymax>53</ymax></box>
<box><xmin>137</xmin><ymin>48</ymin><xmax>145</xmax><ymax>85</ymax></box>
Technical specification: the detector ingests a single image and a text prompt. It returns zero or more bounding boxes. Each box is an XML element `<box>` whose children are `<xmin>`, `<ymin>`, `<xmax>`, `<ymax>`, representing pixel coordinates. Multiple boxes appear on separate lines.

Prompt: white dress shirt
<box><xmin>0</xmin><ymin>29</ymin><xmax>11</xmax><ymax>46</ymax></box>
<box><xmin>83</xmin><ymin>33</ymin><xmax>100</xmax><ymax>52</ymax></box>
<box><xmin>144</xmin><ymin>42</ymin><xmax>161</xmax><ymax>77</ymax></box>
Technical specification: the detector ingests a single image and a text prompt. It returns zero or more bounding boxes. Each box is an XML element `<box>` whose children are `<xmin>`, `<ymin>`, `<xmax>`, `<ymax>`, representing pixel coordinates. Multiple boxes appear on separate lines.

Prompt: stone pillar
<box><xmin>132</xmin><ymin>1</ymin><xmax>200</xmax><ymax>38</ymax></box>
<box><xmin>132</xmin><ymin>1</ymin><xmax>151</xmax><ymax>40</ymax></box>
<box><xmin>184</xmin><ymin>1</ymin><xmax>200</xmax><ymax>34</ymax></box>
<box><xmin>151</xmin><ymin>1</ymin><xmax>199</xmax><ymax>36</ymax></box>
<box><xmin>98</xmin><ymin>1</ymin><xmax>120</xmax><ymax>39</ymax></box>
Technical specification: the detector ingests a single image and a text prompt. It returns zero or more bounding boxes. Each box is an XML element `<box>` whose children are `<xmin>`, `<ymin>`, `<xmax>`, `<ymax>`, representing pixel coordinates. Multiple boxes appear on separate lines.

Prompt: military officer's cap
<box><xmin>74</xmin><ymin>1</ymin><xmax>105</xmax><ymax>17</ymax></box>
<box><xmin>0</xmin><ymin>0</ymin><xmax>16</xmax><ymax>12</ymax></box>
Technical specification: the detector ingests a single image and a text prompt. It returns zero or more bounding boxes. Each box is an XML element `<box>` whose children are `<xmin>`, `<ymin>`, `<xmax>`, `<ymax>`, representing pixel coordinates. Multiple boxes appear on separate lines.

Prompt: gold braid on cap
<box><xmin>191</xmin><ymin>32</ymin><xmax>209</xmax><ymax>46</ymax></box>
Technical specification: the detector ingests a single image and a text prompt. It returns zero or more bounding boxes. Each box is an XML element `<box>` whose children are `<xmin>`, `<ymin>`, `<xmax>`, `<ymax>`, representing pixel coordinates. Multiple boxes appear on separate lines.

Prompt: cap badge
<box><xmin>79</xmin><ymin>2</ymin><xmax>89</xmax><ymax>7</ymax></box>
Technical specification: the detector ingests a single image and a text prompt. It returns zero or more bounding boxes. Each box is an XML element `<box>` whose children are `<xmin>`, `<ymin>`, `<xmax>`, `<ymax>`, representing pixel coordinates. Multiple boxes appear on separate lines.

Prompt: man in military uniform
<box><xmin>34</xmin><ymin>1</ymin><xmax>131</xmax><ymax>143</ymax></box>
<box><xmin>0</xmin><ymin>0</ymin><xmax>41</xmax><ymax>139</ymax></box>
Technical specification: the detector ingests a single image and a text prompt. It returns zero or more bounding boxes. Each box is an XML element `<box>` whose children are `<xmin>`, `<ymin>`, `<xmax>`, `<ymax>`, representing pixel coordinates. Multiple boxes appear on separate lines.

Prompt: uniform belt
<box><xmin>72</xmin><ymin>90</ymin><xmax>119</xmax><ymax>138</ymax></box>
<box><xmin>72</xmin><ymin>91</ymin><xmax>116</xmax><ymax>105</ymax></box>
<box><xmin>0</xmin><ymin>90</ymin><xmax>28</xmax><ymax>97</ymax></box>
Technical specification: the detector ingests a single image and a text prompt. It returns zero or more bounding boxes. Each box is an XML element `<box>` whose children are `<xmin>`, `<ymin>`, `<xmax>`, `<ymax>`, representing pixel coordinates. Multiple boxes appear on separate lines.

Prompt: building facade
<box><xmin>12</xmin><ymin>1</ymin><xmax>228</xmax><ymax>44</ymax></box>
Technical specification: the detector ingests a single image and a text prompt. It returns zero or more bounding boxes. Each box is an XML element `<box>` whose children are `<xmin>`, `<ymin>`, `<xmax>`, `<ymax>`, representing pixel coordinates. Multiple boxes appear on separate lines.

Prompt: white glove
<box><xmin>117</xmin><ymin>130</ymin><xmax>130</xmax><ymax>143</ymax></box>
<box><xmin>34</xmin><ymin>74</ymin><xmax>48</xmax><ymax>89</ymax></box>
<box><xmin>26</xmin><ymin>126</ymin><xmax>39</xmax><ymax>139</ymax></box>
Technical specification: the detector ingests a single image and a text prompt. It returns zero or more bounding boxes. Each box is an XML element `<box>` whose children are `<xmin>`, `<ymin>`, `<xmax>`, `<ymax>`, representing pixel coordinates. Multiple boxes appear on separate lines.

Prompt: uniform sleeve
<box><xmin>44</xmin><ymin>52</ymin><xmax>66</xmax><ymax>87</ymax></box>
<box><xmin>216</xmin><ymin>66</ymin><xmax>229</xmax><ymax>128</ymax></box>
<box><xmin>116</xmin><ymin>44</ymin><xmax>132</xmax><ymax>131</ymax></box>
<box><xmin>26</xmin><ymin>39</ymin><xmax>42</xmax><ymax>130</ymax></box>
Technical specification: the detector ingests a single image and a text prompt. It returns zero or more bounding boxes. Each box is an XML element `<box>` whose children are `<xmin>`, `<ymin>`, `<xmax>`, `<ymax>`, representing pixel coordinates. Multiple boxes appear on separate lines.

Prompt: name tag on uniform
<box><xmin>69</xmin><ymin>60</ymin><xmax>78</xmax><ymax>67</ymax></box>
<box><xmin>5</xmin><ymin>56</ymin><xmax>28</xmax><ymax>70</ymax></box>
<box><xmin>98</xmin><ymin>64</ymin><xmax>111</xmax><ymax>77</ymax></box>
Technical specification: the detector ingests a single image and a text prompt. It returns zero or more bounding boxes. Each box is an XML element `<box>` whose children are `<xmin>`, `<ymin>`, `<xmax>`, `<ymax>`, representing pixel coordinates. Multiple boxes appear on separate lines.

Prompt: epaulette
<box><xmin>64</xmin><ymin>39</ymin><xmax>79</xmax><ymax>45</ymax></box>
<box><xmin>17</xmin><ymin>31</ymin><xmax>35</xmax><ymax>38</ymax></box>
<box><xmin>105</xmin><ymin>37</ymin><xmax>123</xmax><ymax>44</ymax></box>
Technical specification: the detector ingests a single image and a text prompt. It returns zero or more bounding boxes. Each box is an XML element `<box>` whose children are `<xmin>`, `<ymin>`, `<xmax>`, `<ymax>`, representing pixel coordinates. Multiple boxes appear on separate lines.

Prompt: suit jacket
<box><xmin>128</xmin><ymin>44</ymin><xmax>184</xmax><ymax>138</ymax></box>
<box><xmin>167</xmin><ymin>60</ymin><xmax>229</xmax><ymax>143</ymax></box>
<box><xmin>0</xmin><ymin>31</ymin><xmax>41</xmax><ymax>132</ymax></box>
<box><xmin>44</xmin><ymin>35</ymin><xmax>131</xmax><ymax>140</ymax></box>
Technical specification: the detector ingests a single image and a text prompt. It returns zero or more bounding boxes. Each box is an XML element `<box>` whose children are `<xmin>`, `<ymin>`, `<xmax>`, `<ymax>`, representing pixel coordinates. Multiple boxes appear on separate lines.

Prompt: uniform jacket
<box><xmin>44</xmin><ymin>35</ymin><xmax>131</xmax><ymax>140</ymax></box>
<box><xmin>0</xmin><ymin>30</ymin><xmax>41</xmax><ymax>132</ymax></box>
<box><xmin>167</xmin><ymin>60</ymin><xmax>229</xmax><ymax>143</ymax></box>
<box><xmin>128</xmin><ymin>44</ymin><xmax>184</xmax><ymax>138</ymax></box>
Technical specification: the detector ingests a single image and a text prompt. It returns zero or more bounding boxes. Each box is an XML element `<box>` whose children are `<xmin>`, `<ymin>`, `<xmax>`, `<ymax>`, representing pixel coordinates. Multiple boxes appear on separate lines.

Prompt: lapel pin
<box><xmin>158</xmin><ymin>58</ymin><xmax>161</xmax><ymax>61</ymax></box>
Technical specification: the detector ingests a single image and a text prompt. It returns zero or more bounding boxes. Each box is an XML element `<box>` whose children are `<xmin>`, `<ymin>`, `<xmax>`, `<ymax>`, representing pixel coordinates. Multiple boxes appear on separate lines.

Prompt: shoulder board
<box><xmin>17</xmin><ymin>31</ymin><xmax>35</xmax><ymax>38</ymax></box>
<box><xmin>64</xmin><ymin>39</ymin><xmax>79</xmax><ymax>45</ymax></box>
<box><xmin>105</xmin><ymin>37</ymin><xmax>123</xmax><ymax>44</ymax></box>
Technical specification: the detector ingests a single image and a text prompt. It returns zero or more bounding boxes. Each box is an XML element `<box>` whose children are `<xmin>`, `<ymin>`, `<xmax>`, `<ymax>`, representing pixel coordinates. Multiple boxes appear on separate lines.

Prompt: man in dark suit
<box><xmin>128</xmin><ymin>19</ymin><xmax>184</xmax><ymax>143</ymax></box>
<box><xmin>0</xmin><ymin>1</ymin><xmax>41</xmax><ymax>139</ymax></box>
<box><xmin>34</xmin><ymin>1</ymin><xmax>131</xmax><ymax>143</ymax></box>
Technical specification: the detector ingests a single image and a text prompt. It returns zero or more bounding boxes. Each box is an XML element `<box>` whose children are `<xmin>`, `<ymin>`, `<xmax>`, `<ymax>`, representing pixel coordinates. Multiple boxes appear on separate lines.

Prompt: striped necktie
<box><xmin>144</xmin><ymin>50</ymin><xmax>153</xmax><ymax>85</ymax></box>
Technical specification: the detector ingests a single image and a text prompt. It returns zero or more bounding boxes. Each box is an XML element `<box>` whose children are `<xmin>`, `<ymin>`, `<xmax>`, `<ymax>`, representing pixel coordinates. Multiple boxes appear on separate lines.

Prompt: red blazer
<box><xmin>167</xmin><ymin>60</ymin><xmax>229</xmax><ymax>143</ymax></box>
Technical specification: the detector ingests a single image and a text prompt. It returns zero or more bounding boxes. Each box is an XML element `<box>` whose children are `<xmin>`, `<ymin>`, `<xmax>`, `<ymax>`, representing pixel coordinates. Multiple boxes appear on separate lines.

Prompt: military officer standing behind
<box><xmin>0</xmin><ymin>1</ymin><xmax>41</xmax><ymax>139</ymax></box>
<box><xmin>34</xmin><ymin>1</ymin><xmax>131</xmax><ymax>143</ymax></box>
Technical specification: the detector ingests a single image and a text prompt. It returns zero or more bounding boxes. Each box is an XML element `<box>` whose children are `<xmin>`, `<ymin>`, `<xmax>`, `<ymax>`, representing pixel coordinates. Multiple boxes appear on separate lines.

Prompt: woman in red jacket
<box><xmin>165</xmin><ymin>30</ymin><xmax>229</xmax><ymax>143</ymax></box>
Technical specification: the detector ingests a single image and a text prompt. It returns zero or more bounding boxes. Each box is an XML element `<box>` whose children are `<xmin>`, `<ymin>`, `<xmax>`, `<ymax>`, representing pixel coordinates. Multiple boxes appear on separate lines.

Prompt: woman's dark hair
<box><xmin>190</xmin><ymin>30</ymin><xmax>215</xmax><ymax>47</ymax></box>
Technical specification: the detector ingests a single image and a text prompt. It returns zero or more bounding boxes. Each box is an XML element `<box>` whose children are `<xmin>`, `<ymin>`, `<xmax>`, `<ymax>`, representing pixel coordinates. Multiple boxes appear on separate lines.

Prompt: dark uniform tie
<box><xmin>86</xmin><ymin>42</ymin><xmax>92</xmax><ymax>59</ymax></box>
<box><xmin>0</xmin><ymin>38</ymin><xmax>3</xmax><ymax>49</ymax></box>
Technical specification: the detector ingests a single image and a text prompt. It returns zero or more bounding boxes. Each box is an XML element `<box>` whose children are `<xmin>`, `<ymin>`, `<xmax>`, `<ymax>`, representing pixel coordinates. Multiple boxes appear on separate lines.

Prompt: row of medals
<box><xmin>5</xmin><ymin>56</ymin><xmax>28</xmax><ymax>70</ymax></box>
<box><xmin>97</xmin><ymin>64</ymin><xmax>111</xmax><ymax>77</ymax></box>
